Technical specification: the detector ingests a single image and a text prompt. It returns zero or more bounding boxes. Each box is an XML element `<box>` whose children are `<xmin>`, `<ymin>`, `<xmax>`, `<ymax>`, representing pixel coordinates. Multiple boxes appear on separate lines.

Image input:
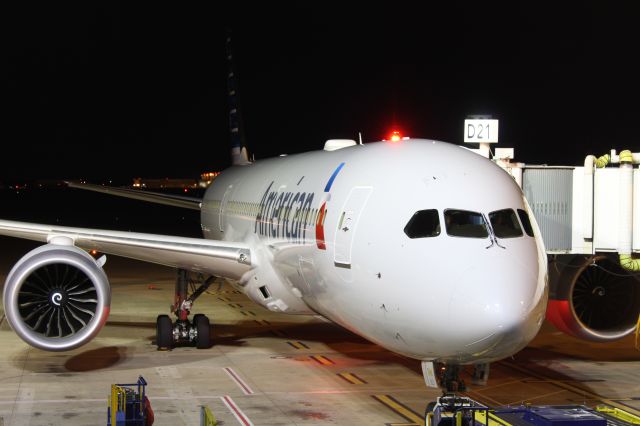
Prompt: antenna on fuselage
<box><xmin>358</xmin><ymin>132</ymin><xmax>363</xmax><ymax>145</ymax></box>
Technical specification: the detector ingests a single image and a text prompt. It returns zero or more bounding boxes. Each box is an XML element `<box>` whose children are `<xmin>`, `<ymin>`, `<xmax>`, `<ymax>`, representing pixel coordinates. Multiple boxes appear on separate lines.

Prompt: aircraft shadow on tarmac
<box><xmin>10</xmin><ymin>318</ymin><xmax>423</xmax><ymax>375</ymax></box>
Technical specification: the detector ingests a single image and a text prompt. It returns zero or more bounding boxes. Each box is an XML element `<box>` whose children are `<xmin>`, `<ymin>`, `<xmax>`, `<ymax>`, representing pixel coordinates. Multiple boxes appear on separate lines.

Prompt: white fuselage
<box><xmin>201</xmin><ymin>139</ymin><xmax>548</xmax><ymax>364</ymax></box>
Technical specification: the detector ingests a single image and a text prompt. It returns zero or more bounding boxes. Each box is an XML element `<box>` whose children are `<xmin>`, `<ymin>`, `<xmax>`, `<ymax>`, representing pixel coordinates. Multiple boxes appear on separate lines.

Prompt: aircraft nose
<box><xmin>447</xmin><ymin>253</ymin><xmax>545</xmax><ymax>359</ymax></box>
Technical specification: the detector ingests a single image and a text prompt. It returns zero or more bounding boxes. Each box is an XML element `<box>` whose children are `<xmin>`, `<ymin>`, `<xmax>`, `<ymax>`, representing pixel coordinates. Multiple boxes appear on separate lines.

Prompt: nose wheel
<box><xmin>155</xmin><ymin>269</ymin><xmax>214</xmax><ymax>350</ymax></box>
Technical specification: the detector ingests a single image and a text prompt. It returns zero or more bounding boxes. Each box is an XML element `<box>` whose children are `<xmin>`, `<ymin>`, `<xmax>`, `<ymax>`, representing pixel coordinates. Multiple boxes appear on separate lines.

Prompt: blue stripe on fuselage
<box><xmin>324</xmin><ymin>162</ymin><xmax>345</xmax><ymax>192</ymax></box>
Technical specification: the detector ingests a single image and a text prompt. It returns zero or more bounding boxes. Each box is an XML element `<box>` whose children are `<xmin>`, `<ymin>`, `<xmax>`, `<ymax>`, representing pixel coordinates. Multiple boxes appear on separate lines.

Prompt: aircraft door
<box><xmin>219</xmin><ymin>184</ymin><xmax>233</xmax><ymax>232</ymax></box>
<box><xmin>334</xmin><ymin>186</ymin><xmax>373</xmax><ymax>267</ymax></box>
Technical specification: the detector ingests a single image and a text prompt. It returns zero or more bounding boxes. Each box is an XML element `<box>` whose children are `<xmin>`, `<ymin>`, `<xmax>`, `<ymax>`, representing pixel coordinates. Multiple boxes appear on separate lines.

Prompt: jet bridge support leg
<box><xmin>155</xmin><ymin>269</ymin><xmax>214</xmax><ymax>350</ymax></box>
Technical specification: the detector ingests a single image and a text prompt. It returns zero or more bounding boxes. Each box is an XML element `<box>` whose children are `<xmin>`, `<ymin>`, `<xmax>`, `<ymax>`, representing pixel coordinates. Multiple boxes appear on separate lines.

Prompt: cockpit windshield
<box><xmin>517</xmin><ymin>209</ymin><xmax>535</xmax><ymax>237</ymax></box>
<box><xmin>489</xmin><ymin>209</ymin><xmax>523</xmax><ymax>238</ymax></box>
<box><xmin>444</xmin><ymin>209</ymin><xmax>488</xmax><ymax>238</ymax></box>
<box><xmin>404</xmin><ymin>208</ymin><xmax>534</xmax><ymax>240</ymax></box>
<box><xmin>404</xmin><ymin>209</ymin><xmax>440</xmax><ymax>238</ymax></box>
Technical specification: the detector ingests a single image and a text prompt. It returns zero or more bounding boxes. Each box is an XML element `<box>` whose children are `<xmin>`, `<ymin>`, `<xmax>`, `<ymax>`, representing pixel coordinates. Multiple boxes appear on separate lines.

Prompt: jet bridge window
<box><xmin>517</xmin><ymin>209</ymin><xmax>535</xmax><ymax>237</ymax></box>
<box><xmin>489</xmin><ymin>209</ymin><xmax>523</xmax><ymax>238</ymax></box>
<box><xmin>404</xmin><ymin>209</ymin><xmax>441</xmax><ymax>238</ymax></box>
<box><xmin>444</xmin><ymin>209</ymin><xmax>488</xmax><ymax>238</ymax></box>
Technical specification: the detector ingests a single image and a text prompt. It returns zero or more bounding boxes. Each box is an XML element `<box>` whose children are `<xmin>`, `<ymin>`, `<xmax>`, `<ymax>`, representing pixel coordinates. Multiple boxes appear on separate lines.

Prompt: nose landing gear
<box><xmin>422</xmin><ymin>361</ymin><xmax>492</xmax><ymax>423</ymax></box>
<box><xmin>423</xmin><ymin>362</ymin><xmax>468</xmax><ymax>393</ymax></box>
<box><xmin>439</xmin><ymin>364</ymin><xmax>467</xmax><ymax>393</ymax></box>
<box><xmin>155</xmin><ymin>269</ymin><xmax>214</xmax><ymax>350</ymax></box>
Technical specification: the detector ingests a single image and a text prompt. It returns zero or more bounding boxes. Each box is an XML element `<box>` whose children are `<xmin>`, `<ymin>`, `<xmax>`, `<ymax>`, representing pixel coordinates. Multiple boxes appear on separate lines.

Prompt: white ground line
<box><xmin>223</xmin><ymin>367</ymin><xmax>255</xmax><ymax>395</ymax></box>
<box><xmin>221</xmin><ymin>395</ymin><xmax>254</xmax><ymax>426</ymax></box>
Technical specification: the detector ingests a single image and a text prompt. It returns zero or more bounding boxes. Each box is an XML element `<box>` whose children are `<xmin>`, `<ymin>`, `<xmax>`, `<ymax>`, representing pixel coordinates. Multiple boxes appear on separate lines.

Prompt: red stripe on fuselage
<box><xmin>316</xmin><ymin>202</ymin><xmax>327</xmax><ymax>250</ymax></box>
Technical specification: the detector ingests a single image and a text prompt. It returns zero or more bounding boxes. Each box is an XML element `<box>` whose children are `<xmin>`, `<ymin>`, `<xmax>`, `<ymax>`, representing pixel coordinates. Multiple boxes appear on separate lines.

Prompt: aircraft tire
<box><xmin>195</xmin><ymin>315</ymin><xmax>210</xmax><ymax>349</ymax></box>
<box><xmin>192</xmin><ymin>313</ymin><xmax>204</xmax><ymax>324</ymax></box>
<box><xmin>156</xmin><ymin>315</ymin><xmax>173</xmax><ymax>350</ymax></box>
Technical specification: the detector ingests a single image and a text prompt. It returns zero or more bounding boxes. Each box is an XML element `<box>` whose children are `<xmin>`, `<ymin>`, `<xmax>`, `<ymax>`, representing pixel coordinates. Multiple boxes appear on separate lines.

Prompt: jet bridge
<box><xmin>492</xmin><ymin>149</ymin><xmax>640</xmax><ymax>343</ymax></box>
<box><xmin>520</xmin><ymin>160</ymin><xmax>640</xmax><ymax>256</ymax></box>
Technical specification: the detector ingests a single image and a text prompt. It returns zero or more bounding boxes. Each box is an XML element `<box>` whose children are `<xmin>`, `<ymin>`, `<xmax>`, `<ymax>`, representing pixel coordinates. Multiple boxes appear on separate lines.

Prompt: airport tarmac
<box><xmin>1</xmin><ymin>236</ymin><xmax>640</xmax><ymax>426</ymax></box>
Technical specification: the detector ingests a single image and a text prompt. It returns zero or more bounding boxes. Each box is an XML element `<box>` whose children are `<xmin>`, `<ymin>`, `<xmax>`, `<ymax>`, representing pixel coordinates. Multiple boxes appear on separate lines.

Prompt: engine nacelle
<box><xmin>3</xmin><ymin>243</ymin><xmax>111</xmax><ymax>351</ymax></box>
<box><xmin>546</xmin><ymin>254</ymin><xmax>640</xmax><ymax>342</ymax></box>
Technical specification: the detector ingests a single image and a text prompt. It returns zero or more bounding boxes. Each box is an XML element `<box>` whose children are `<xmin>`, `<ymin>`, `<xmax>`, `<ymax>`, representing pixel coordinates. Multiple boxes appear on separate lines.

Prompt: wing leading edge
<box><xmin>66</xmin><ymin>181</ymin><xmax>202</xmax><ymax>211</ymax></box>
<box><xmin>0</xmin><ymin>219</ymin><xmax>252</xmax><ymax>280</ymax></box>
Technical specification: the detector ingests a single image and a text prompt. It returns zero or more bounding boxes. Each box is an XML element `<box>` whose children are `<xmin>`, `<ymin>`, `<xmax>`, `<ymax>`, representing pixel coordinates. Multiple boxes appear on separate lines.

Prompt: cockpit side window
<box><xmin>489</xmin><ymin>209</ymin><xmax>523</xmax><ymax>238</ymax></box>
<box><xmin>444</xmin><ymin>209</ymin><xmax>488</xmax><ymax>238</ymax></box>
<box><xmin>517</xmin><ymin>209</ymin><xmax>535</xmax><ymax>237</ymax></box>
<box><xmin>404</xmin><ymin>209</ymin><xmax>441</xmax><ymax>238</ymax></box>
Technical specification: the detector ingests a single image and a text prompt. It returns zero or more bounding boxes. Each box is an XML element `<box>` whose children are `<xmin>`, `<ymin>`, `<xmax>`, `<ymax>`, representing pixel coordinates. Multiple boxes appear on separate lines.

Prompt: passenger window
<box><xmin>444</xmin><ymin>210</ymin><xmax>488</xmax><ymax>238</ymax></box>
<box><xmin>404</xmin><ymin>209</ymin><xmax>441</xmax><ymax>238</ymax></box>
<box><xmin>489</xmin><ymin>209</ymin><xmax>523</xmax><ymax>238</ymax></box>
<box><xmin>517</xmin><ymin>209</ymin><xmax>535</xmax><ymax>237</ymax></box>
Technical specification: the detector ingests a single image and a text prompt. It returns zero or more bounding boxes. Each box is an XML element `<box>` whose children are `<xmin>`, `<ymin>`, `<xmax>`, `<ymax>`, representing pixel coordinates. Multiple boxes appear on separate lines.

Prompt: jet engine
<box><xmin>3</xmin><ymin>242</ymin><xmax>111</xmax><ymax>351</ymax></box>
<box><xmin>546</xmin><ymin>254</ymin><xmax>640</xmax><ymax>342</ymax></box>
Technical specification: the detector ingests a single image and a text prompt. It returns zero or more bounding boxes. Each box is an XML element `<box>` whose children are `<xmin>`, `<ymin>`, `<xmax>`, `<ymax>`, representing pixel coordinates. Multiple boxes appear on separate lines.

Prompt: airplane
<box><xmin>4</xmin><ymin>32</ymin><xmax>638</xmax><ymax>411</ymax></box>
<box><xmin>0</xmin><ymin>135</ymin><xmax>550</xmax><ymax>398</ymax></box>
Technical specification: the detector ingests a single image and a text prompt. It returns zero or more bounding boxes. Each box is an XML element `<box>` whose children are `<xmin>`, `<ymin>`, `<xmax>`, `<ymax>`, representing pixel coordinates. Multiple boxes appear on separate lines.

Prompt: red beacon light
<box><xmin>389</xmin><ymin>130</ymin><xmax>402</xmax><ymax>142</ymax></box>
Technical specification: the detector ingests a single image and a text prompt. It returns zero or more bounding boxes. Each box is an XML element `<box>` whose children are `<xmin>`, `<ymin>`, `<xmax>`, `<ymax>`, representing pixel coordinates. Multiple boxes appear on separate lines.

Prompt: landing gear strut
<box><xmin>438</xmin><ymin>363</ymin><xmax>466</xmax><ymax>393</ymax></box>
<box><xmin>421</xmin><ymin>361</ymin><xmax>468</xmax><ymax>393</ymax></box>
<box><xmin>156</xmin><ymin>269</ymin><xmax>214</xmax><ymax>350</ymax></box>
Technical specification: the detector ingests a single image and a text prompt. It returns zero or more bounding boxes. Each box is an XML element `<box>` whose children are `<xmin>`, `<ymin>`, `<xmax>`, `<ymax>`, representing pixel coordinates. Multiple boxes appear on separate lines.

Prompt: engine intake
<box><xmin>3</xmin><ymin>243</ymin><xmax>111</xmax><ymax>351</ymax></box>
<box><xmin>547</xmin><ymin>254</ymin><xmax>640</xmax><ymax>342</ymax></box>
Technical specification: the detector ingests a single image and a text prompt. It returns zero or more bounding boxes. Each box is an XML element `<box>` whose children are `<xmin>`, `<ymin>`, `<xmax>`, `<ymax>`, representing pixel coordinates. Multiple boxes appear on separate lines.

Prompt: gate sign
<box><xmin>464</xmin><ymin>119</ymin><xmax>499</xmax><ymax>143</ymax></box>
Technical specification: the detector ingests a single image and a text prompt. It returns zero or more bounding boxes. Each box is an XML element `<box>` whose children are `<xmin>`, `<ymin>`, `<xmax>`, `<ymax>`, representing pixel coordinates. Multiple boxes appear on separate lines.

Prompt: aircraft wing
<box><xmin>0</xmin><ymin>219</ymin><xmax>252</xmax><ymax>280</ymax></box>
<box><xmin>66</xmin><ymin>181</ymin><xmax>202</xmax><ymax>210</ymax></box>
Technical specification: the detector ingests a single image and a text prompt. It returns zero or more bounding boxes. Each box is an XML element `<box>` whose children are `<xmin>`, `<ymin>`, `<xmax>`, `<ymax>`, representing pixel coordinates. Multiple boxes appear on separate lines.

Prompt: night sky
<box><xmin>3</xmin><ymin>3</ymin><xmax>639</xmax><ymax>183</ymax></box>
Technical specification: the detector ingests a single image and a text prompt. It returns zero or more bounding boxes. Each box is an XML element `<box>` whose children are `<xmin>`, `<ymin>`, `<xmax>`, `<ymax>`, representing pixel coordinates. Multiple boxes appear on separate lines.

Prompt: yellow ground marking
<box><xmin>287</xmin><ymin>341</ymin><xmax>309</xmax><ymax>350</ymax></box>
<box><xmin>372</xmin><ymin>394</ymin><xmax>425</xmax><ymax>426</ymax></box>
<box><xmin>310</xmin><ymin>355</ymin><xmax>335</xmax><ymax>366</ymax></box>
<box><xmin>337</xmin><ymin>372</ymin><xmax>367</xmax><ymax>384</ymax></box>
<box><xmin>463</xmin><ymin>389</ymin><xmax>504</xmax><ymax>408</ymax></box>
